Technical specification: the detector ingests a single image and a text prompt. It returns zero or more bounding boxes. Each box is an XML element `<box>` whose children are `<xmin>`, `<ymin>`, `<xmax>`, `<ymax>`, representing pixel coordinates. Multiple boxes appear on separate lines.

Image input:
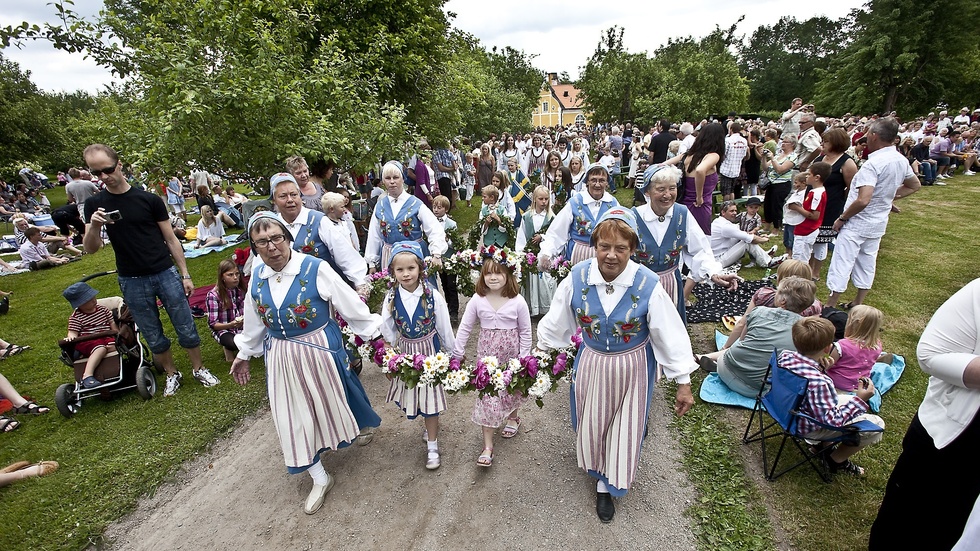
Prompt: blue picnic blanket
<box><xmin>182</xmin><ymin>241</ymin><xmax>239</xmax><ymax>259</ymax></box>
<box><xmin>698</xmin><ymin>330</ymin><xmax>906</xmax><ymax>413</ymax></box>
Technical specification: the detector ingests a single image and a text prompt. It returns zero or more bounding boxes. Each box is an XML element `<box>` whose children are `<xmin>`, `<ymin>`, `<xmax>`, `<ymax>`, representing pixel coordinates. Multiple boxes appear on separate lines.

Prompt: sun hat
<box><xmin>268</xmin><ymin>172</ymin><xmax>297</xmax><ymax>199</ymax></box>
<box><xmin>63</xmin><ymin>282</ymin><xmax>99</xmax><ymax>309</ymax></box>
<box><xmin>596</xmin><ymin>207</ymin><xmax>638</xmax><ymax>234</ymax></box>
<box><xmin>389</xmin><ymin>241</ymin><xmax>424</xmax><ymax>266</ymax></box>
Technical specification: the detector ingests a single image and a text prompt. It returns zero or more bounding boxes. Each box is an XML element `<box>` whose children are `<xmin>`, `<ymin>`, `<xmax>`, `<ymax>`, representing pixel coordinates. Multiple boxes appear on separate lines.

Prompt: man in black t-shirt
<box><xmin>649</xmin><ymin>119</ymin><xmax>674</xmax><ymax>165</ymax></box>
<box><xmin>82</xmin><ymin>143</ymin><xmax>220</xmax><ymax>396</ymax></box>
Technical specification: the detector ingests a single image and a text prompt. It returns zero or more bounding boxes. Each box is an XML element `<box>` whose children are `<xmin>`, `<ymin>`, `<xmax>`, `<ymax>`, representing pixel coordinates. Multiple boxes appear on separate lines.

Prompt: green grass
<box><xmin>671</xmin><ymin>176</ymin><xmax>980</xmax><ymax>550</ymax></box>
<box><xmin>2</xmin><ymin>180</ymin><xmax>974</xmax><ymax>550</ymax></box>
<box><xmin>0</xmin><ymin>186</ymin><xmax>266</xmax><ymax>550</ymax></box>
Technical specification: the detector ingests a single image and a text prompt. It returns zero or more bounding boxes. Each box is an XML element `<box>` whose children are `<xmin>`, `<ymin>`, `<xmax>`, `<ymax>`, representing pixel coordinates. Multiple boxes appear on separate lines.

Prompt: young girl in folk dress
<box><xmin>452</xmin><ymin>257</ymin><xmax>532</xmax><ymax>467</ymax></box>
<box><xmin>516</xmin><ymin>186</ymin><xmax>556</xmax><ymax>316</ymax></box>
<box><xmin>381</xmin><ymin>242</ymin><xmax>456</xmax><ymax>470</ymax></box>
<box><xmin>824</xmin><ymin>304</ymin><xmax>891</xmax><ymax>394</ymax></box>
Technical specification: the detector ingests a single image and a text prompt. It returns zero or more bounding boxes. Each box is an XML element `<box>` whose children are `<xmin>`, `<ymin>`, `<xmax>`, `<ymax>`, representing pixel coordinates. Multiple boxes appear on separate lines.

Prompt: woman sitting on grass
<box><xmin>195</xmin><ymin>206</ymin><xmax>227</xmax><ymax>249</ymax></box>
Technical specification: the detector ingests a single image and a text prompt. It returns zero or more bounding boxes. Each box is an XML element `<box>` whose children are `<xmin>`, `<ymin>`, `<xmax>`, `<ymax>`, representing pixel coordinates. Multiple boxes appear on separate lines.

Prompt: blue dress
<box><xmin>633</xmin><ymin>202</ymin><xmax>689</xmax><ymax>322</ymax></box>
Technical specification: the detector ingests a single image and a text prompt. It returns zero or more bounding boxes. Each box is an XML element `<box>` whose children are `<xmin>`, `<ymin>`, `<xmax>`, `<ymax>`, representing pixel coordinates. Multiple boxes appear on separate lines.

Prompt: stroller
<box><xmin>54</xmin><ymin>272</ymin><xmax>158</xmax><ymax>418</ymax></box>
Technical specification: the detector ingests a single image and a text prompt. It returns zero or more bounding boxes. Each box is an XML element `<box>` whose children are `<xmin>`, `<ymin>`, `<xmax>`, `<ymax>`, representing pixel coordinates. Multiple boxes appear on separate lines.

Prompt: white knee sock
<box><xmin>308</xmin><ymin>461</ymin><xmax>328</xmax><ymax>486</ymax></box>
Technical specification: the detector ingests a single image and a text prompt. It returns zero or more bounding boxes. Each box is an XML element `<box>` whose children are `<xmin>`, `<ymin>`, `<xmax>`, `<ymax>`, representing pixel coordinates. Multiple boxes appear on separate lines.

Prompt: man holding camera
<box><xmin>82</xmin><ymin>143</ymin><xmax>218</xmax><ymax>397</ymax></box>
<box><xmin>781</xmin><ymin>98</ymin><xmax>810</xmax><ymax>140</ymax></box>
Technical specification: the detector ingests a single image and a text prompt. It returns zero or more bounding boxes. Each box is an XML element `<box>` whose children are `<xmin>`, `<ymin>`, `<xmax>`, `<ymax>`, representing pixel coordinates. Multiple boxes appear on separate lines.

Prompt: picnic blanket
<box><xmin>687</xmin><ymin>278</ymin><xmax>772</xmax><ymax>324</ymax></box>
<box><xmin>698</xmin><ymin>330</ymin><xmax>906</xmax><ymax>413</ymax></box>
<box><xmin>182</xmin><ymin>241</ymin><xmax>239</xmax><ymax>259</ymax></box>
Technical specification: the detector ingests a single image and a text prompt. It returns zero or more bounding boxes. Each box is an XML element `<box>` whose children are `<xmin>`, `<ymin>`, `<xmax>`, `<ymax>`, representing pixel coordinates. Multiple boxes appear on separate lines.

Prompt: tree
<box><xmin>577</xmin><ymin>26</ymin><xmax>656</xmax><ymax>123</ymax></box>
<box><xmin>637</xmin><ymin>27</ymin><xmax>749</xmax><ymax>123</ymax></box>
<box><xmin>813</xmin><ymin>0</ymin><xmax>980</xmax><ymax>115</ymax></box>
<box><xmin>738</xmin><ymin>16</ymin><xmax>846</xmax><ymax>112</ymax></box>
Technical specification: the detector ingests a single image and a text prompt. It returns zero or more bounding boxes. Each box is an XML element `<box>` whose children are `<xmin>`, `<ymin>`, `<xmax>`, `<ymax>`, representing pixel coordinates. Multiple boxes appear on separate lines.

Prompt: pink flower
<box><xmin>502</xmin><ymin>370</ymin><xmax>513</xmax><ymax>386</ymax></box>
<box><xmin>450</xmin><ymin>357</ymin><xmax>462</xmax><ymax>371</ymax></box>
<box><xmin>553</xmin><ymin>353</ymin><xmax>568</xmax><ymax>375</ymax></box>
<box><xmin>354</xmin><ymin>336</ymin><xmax>364</xmax><ymax>346</ymax></box>
<box><xmin>571</xmin><ymin>329</ymin><xmax>583</xmax><ymax>348</ymax></box>
<box><xmin>413</xmin><ymin>354</ymin><xmax>425</xmax><ymax>371</ymax></box>
<box><xmin>472</xmin><ymin>365</ymin><xmax>489</xmax><ymax>390</ymax></box>
<box><xmin>522</xmin><ymin>356</ymin><xmax>539</xmax><ymax>378</ymax></box>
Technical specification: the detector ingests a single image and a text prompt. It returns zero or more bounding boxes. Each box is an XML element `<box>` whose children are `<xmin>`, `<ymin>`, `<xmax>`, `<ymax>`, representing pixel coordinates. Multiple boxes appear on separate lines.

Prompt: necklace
<box><xmin>605</xmin><ymin>283</ymin><xmax>615</xmax><ymax>295</ymax></box>
<box><xmin>658</xmin><ymin>214</ymin><xmax>666</xmax><ymax>223</ymax></box>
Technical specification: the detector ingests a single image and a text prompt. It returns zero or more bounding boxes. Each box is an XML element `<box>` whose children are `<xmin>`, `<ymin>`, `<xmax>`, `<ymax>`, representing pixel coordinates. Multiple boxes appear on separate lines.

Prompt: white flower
<box><xmin>442</xmin><ymin>369</ymin><xmax>471</xmax><ymax>392</ymax></box>
<box><xmin>528</xmin><ymin>373</ymin><xmax>553</xmax><ymax>398</ymax></box>
<box><xmin>507</xmin><ymin>358</ymin><xmax>522</xmax><ymax>374</ymax></box>
<box><xmin>480</xmin><ymin>356</ymin><xmax>499</xmax><ymax>374</ymax></box>
<box><xmin>491</xmin><ymin>370</ymin><xmax>509</xmax><ymax>391</ymax></box>
<box><xmin>432</xmin><ymin>352</ymin><xmax>450</xmax><ymax>374</ymax></box>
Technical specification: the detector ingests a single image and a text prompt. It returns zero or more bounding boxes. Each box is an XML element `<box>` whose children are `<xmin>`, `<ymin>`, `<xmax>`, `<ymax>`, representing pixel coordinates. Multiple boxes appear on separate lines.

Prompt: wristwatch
<box><xmin>182</xmin><ymin>275</ymin><xmax>192</xmax><ymax>279</ymax></box>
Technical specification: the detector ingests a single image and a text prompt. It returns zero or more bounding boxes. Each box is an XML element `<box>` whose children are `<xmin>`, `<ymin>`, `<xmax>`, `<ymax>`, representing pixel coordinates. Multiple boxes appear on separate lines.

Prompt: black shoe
<box><xmin>596</xmin><ymin>491</ymin><xmax>615</xmax><ymax>523</ymax></box>
<box><xmin>698</xmin><ymin>355</ymin><xmax>718</xmax><ymax>373</ymax></box>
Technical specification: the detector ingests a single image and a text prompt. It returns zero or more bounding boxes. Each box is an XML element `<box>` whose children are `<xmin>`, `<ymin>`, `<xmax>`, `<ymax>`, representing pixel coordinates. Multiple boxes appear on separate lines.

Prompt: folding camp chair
<box><xmin>742</xmin><ymin>350</ymin><xmax>884</xmax><ymax>482</ymax></box>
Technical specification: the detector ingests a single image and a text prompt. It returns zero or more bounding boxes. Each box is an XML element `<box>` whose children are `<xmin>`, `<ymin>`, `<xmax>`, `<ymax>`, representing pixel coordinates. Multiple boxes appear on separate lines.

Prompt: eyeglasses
<box><xmin>253</xmin><ymin>234</ymin><xmax>286</xmax><ymax>248</ymax></box>
<box><xmin>90</xmin><ymin>164</ymin><xmax>118</xmax><ymax>177</ymax></box>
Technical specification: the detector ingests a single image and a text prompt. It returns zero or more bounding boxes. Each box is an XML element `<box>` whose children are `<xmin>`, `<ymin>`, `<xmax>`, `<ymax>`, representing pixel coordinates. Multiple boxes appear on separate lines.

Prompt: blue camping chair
<box><xmin>742</xmin><ymin>350</ymin><xmax>884</xmax><ymax>482</ymax></box>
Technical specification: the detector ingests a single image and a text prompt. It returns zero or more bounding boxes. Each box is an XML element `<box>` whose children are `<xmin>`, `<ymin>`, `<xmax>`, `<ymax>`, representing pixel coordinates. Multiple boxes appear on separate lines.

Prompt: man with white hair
<box><xmin>796</xmin><ymin>113</ymin><xmax>822</xmax><ymax>171</ymax></box>
<box><xmin>937</xmin><ymin>110</ymin><xmax>953</xmax><ymax>132</ymax></box>
<box><xmin>954</xmin><ymin>108</ymin><xmax>972</xmax><ymax>126</ymax></box>
<box><xmin>678</xmin><ymin>123</ymin><xmax>696</xmax><ymax>156</ymax></box>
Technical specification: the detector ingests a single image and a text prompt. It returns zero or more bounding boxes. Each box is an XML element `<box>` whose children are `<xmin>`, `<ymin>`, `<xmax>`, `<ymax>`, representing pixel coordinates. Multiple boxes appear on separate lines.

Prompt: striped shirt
<box><xmin>68</xmin><ymin>305</ymin><xmax>114</xmax><ymax>337</ymax></box>
<box><xmin>778</xmin><ymin>350</ymin><xmax>868</xmax><ymax>436</ymax></box>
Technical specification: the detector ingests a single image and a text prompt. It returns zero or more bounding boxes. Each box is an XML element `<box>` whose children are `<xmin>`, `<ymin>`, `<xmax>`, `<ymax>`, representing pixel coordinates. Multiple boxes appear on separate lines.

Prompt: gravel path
<box><xmin>100</xmin><ymin>304</ymin><xmax>699</xmax><ymax>550</ymax></box>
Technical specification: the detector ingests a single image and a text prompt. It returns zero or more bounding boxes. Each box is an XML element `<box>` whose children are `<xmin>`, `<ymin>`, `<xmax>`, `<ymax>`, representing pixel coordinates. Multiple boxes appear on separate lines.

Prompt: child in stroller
<box><xmin>63</xmin><ymin>283</ymin><xmax>118</xmax><ymax>389</ymax></box>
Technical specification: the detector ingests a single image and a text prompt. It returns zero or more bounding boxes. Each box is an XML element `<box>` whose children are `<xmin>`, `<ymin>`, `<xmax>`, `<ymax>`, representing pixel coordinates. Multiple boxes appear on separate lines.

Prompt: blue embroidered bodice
<box><xmin>633</xmin><ymin>203</ymin><xmax>688</xmax><ymax>272</ymax></box>
<box><xmin>568</xmin><ymin>259</ymin><xmax>659</xmax><ymax>353</ymax></box>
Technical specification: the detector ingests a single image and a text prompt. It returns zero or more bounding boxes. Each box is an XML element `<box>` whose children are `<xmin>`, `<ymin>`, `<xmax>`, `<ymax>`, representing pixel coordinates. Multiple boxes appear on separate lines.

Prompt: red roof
<box><xmin>552</xmin><ymin>84</ymin><xmax>582</xmax><ymax>110</ymax></box>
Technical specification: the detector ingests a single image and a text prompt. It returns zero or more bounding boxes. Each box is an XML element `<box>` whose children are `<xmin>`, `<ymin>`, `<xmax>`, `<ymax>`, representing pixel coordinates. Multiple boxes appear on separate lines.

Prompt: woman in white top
<box><xmin>195</xmin><ymin>205</ymin><xmax>226</xmax><ymax>248</ymax></box>
<box><xmin>568</xmin><ymin>156</ymin><xmax>587</xmax><ymax>194</ymax></box>
<box><xmin>496</xmin><ymin>135</ymin><xmax>522</xmax><ymax>172</ymax></box>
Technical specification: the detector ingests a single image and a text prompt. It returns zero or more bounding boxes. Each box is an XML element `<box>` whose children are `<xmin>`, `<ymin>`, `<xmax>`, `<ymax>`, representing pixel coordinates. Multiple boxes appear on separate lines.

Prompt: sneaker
<box><xmin>765</xmin><ymin>245</ymin><xmax>778</xmax><ymax>256</ymax></box>
<box><xmin>965</xmin><ymin>171</ymin><xmax>977</xmax><ymax>176</ymax></box>
<box><xmin>193</xmin><ymin>367</ymin><xmax>220</xmax><ymax>387</ymax></box>
<box><xmin>767</xmin><ymin>254</ymin><xmax>789</xmax><ymax>268</ymax></box>
<box><xmin>935</xmin><ymin>180</ymin><xmax>947</xmax><ymax>186</ymax></box>
<box><xmin>744</xmin><ymin>261</ymin><xmax>757</xmax><ymax>269</ymax></box>
<box><xmin>164</xmin><ymin>371</ymin><xmax>182</xmax><ymax>397</ymax></box>
<box><xmin>827</xmin><ymin>458</ymin><xmax>866</xmax><ymax>478</ymax></box>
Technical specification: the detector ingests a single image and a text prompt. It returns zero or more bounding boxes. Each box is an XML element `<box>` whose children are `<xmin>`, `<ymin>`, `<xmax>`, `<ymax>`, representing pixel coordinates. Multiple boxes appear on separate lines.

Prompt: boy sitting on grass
<box><xmin>780</xmin><ymin>316</ymin><xmax>884</xmax><ymax>477</ymax></box>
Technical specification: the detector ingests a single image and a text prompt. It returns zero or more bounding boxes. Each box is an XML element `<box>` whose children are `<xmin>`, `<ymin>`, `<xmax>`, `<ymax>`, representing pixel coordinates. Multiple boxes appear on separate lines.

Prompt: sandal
<box><xmin>501</xmin><ymin>417</ymin><xmax>521</xmax><ymax>439</ymax></box>
<box><xmin>0</xmin><ymin>416</ymin><xmax>19</xmax><ymax>433</ymax></box>
<box><xmin>81</xmin><ymin>376</ymin><xmax>102</xmax><ymax>390</ymax></box>
<box><xmin>11</xmin><ymin>401</ymin><xmax>49</xmax><ymax>415</ymax></box>
<box><xmin>838</xmin><ymin>301</ymin><xmax>857</xmax><ymax>311</ymax></box>
<box><xmin>477</xmin><ymin>447</ymin><xmax>493</xmax><ymax>468</ymax></box>
<box><xmin>2</xmin><ymin>344</ymin><xmax>31</xmax><ymax>358</ymax></box>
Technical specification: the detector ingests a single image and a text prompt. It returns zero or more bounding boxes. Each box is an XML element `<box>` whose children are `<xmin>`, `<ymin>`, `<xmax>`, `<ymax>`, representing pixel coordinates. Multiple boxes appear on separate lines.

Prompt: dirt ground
<box><xmin>98</xmin><ymin>302</ymin><xmax>700</xmax><ymax>551</ymax></box>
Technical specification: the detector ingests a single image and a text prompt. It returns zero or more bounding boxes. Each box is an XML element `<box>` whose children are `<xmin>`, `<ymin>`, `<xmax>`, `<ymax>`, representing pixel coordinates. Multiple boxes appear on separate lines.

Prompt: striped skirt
<box><xmin>568</xmin><ymin>240</ymin><xmax>595</xmax><ymax>266</ymax></box>
<box><xmin>571</xmin><ymin>342</ymin><xmax>652</xmax><ymax>495</ymax></box>
<box><xmin>386</xmin><ymin>333</ymin><xmax>448</xmax><ymax>419</ymax></box>
<box><xmin>266</xmin><ymin>330</ymin><xmax>376</xmax><ymax>470</ymax></box>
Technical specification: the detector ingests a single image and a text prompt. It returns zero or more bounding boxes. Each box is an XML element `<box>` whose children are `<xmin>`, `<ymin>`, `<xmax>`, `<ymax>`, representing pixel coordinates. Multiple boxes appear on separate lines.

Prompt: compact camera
<box><xmin>105</xmin><ymin>210</ymin><xmax>123</xmax><ymax>222</ymax></box>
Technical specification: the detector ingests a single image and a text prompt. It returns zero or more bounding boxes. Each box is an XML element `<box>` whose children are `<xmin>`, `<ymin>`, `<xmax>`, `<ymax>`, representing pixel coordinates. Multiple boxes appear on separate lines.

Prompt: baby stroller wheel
<box><xmin>55</xmin><ymin>383</ymin><xmax>81</xmax><ymax>418</ymax></box>
<box><xmin>136</xmin><ymin>365</ymin><xmax>156</xmax><ymax>399</ymax></box>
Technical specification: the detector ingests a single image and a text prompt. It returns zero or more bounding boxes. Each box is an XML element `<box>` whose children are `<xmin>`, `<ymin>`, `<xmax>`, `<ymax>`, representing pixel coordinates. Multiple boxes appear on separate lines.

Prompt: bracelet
<box><xmin>182</xmin><ymin>275</ymin><xmax>192</xmax><ymax>279</ymax></box>
<box><xmin>838</xmin><ymin>217</ymin><xmax>848</xmax><ymax>222</ymax></box>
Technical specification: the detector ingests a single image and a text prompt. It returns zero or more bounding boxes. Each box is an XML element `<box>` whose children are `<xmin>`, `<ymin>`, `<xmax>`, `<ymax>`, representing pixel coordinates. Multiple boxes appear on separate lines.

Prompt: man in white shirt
<box><xmin>719</xmin><ymin>122</ymin><xmax>749</xmax><ymax>201</ymax></box>
<box><xmin>796</xmin><ymin>113</ymin><xmax>822</xmax><ymax>171</ymax></box>
<box><xmin>678</xmin><ymin>123</ymin><xmax>696</xmax><ymax>157</ymax></box>
<box><xmin>826</xmin><ymin>118</ymin><xmax>920</xmax><ymax>308</ymax></box>
<box><xmin>781</xmin><ymin>98</ymin><xmax>806</xmax><ymax>139</ymax></box>
<box><xmin>710</xmin><ymin>201</ymin><xmax>782</xmax><ymax>269</ymax></box>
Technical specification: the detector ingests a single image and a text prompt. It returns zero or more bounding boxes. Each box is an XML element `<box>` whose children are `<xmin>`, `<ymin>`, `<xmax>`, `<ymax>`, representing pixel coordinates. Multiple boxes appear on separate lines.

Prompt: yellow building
<box><xmin>531</xmin><ymin>73</ymin><xmax>589</xmax><ymax>128</ymax></box>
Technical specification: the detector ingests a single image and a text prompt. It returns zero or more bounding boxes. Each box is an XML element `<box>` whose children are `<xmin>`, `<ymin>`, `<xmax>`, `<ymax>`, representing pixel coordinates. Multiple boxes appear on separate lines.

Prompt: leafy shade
<box><xmin>813</xmin><ymin>0</ymin><xmax>980</xmax><ymax>115</ymax></box>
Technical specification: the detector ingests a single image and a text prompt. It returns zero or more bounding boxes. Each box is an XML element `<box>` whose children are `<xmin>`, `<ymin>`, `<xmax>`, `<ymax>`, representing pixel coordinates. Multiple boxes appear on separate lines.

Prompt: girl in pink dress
<box><xmin>452</xmin><ymin>256</ymin><xmax>532</xmax><ymax>467</ymax></box>
<box><xmin>380</xmin><ymin>242</ymin><xmax>455</xmax><ymax>470</ymax></box>
<box><xmin>825</xmin><ymin>305</ymin><xmax>888</xmax><ymax>393</ymax></box>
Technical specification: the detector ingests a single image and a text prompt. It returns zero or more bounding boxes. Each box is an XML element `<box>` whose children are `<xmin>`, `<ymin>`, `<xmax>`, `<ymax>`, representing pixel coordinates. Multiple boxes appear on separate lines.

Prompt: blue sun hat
<box><xmin>584</xmin><ymin>162</ymin><xmax>610</xmax><ymax>179</ymax></box>
<box><xmin>596</xmin><ymin>207</ymin><xmax>638</xmax><ymax>234</ymax></box>
<box><xmin>268</xmin><ymin>172</ymin><xmax>297</xmax><ymax>200</ymax></box>
<box><xmin>388</xmin><ymin>241</ymin><xmax>424</xmax><ymax>267</ymax></box>
<box><xmin>638</xmin><ymin>164</ymin><xmax>669</xmax><ymax>193</ymax></box>
<box><xmin>63</xmin><ymin>282</ymin><xmax>99</xmax><ymax>309</ymax></box>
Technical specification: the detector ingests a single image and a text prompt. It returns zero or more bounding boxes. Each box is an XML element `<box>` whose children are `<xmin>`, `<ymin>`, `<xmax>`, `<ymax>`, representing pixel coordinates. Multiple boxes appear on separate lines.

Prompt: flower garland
<box><xmin>466</xmin><ymin>214</ymin><xmax>517</xmax><ymax>251</ymax></box>
<box><xmin>437</xmin><ymin>246</ymin><xmax>525</xmax><ymax>297</ymax></box>
<box><xmin>375</xmin><ymin>330</ymin><xmax>583</xmax><ymax>408</ymax></box>
<box><xmin>521</xmin><ymin>251</ymin><xmax>573</xmax><ymax>282</ymax></box>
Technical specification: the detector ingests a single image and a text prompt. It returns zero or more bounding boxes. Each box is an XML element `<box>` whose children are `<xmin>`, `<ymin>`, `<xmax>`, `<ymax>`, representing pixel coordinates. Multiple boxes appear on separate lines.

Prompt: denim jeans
<box><xmin>919</xmin><ymin>161</ymin><xmax>936</xmax><ymax>183</ymax></box>
<box><xmin>118</xmin><ymin>266</ymin><xmax>201</xmax><ymax>354</ymax></box>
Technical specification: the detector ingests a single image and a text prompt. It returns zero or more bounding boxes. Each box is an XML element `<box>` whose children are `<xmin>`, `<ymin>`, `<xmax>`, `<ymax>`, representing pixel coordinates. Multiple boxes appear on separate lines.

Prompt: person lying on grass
<box><xmin>780</xmin><ymin>316</ymin><xmax>884</xmax><ymax>477</ymax></box>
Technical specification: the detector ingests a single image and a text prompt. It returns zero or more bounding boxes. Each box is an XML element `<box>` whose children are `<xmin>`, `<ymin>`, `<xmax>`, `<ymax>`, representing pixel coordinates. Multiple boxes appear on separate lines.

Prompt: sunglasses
<box><xmin>90</xmin><ymin>164</ymin><xmax>118</xmax><ymax>177</ymax></box>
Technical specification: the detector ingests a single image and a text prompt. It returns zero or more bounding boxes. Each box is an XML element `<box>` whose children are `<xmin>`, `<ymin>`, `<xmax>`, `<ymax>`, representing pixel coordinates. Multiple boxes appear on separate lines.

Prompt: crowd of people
<box><xmin>2</xmin><ymin>97</ymin><xmax>977</xmax><ymax>542</ymax></box>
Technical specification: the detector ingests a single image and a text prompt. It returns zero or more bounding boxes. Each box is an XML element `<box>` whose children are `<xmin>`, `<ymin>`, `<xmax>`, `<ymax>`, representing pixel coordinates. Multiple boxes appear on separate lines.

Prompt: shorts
<box><xmin>719</xmin><ymin>175</ymin><xmax>738</xmax><ymax>195</ymax></box>
<box><xmin>74</xmin><ymin>336</ymin><xmax>116</xmax><ymax>357</ymax></box>
<box><xmin>118</xmin><ymin>266</ymin><xmax>201</xmax><ymax>354</ymax></box>
<box><xmin>791</xmin><ymin>229</ymin><xmax>827</xmax><ymax>262</ymax></box>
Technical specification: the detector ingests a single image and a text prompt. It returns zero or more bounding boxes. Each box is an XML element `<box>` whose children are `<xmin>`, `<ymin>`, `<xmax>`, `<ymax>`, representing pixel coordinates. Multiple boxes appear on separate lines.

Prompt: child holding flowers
<box><xmin>516</xmin><ymin>186</ymin><xmax>556</xmax><ymax>317</ymax></box>
<box><xmin>452</xmin><ymin>252</ymin><xmax>532</xmax><ymax>467</ymax></box>
<box><xmin>381</xmin><ymin>242</ymin><xmax>456</xmax><ymax>470</ymax></box>
<box><xmin>478</xmin><ymin>186</ymin><xmax>511</xmax><ymax>248</ymax></box>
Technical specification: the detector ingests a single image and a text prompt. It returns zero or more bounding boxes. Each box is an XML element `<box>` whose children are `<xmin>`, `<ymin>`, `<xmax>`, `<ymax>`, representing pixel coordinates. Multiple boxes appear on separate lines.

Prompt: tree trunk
<box><xmin>882</xmin><ymin>85</ymin><xmax>898</xmax><ymax>114</ymax></box>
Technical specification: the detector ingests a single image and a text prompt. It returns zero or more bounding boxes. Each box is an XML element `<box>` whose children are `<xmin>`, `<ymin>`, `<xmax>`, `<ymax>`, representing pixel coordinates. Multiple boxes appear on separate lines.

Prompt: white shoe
<box><xmin>965</xmin><ymin>171</ymin><xmax>976</xmax><ymax>176</ymax></box>
<box><xmin>355</xmin><ymin>427</ymin><xmax>375</xmax><ymax>446</ymax></box>
<box><xmin>163</xmin><ymin>371</ymin><xmax>182</xmax><ymax>397</ymax></box>
<box><xmin>426</xmin><ymin>449</ymin><xmax>441</xmax><ymax>470</ymax></box>
<box><xmin>767</xmin><ymin>254</ymin><xmax>789</xmax><ymax>268</ymax></box>
<box><xmin>192</xmin><ymin>367</ymin><xmax>220</xmax><ymax>387</ymax></box>
<box><xmin>935</xmin><ymin>180</ymin><xmax>947</xmax><ymax>186</ymax></box>
<box><xmin>744</xmin><ymin>261</ymin><xmax>757</xmax><ymax>268</ymax></box>
<box><xmin>304</xmin><ymin>472</ymin><xmax>335</xmax><ymax>514</ymax></box>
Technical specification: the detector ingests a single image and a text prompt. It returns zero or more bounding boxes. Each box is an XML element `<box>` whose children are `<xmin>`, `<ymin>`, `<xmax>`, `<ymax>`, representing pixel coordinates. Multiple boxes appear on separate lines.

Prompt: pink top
<box><xmin>752</xmin><ymin>286</ymin><xmax>822</xmax><ymax>317</ymax></box>
<box><xmin>452</xmin><ymin>294</ymin><xmax>532</xmax><ymax>358</ymax></box>
<box><xmin>827</xmin><ymin>337</ymin><xmax>882</xmax><ymax>391</ymax></box>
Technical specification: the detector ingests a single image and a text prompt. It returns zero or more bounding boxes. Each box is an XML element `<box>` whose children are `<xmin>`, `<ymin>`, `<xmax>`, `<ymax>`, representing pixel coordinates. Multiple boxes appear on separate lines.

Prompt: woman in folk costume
<box><xmin>505</xmin><ymin>157</ymin><xmax>532</xmax><ymax>229</ymax></box>
<box><xmin>536</xmin><ymin>208</ymin><xmax>697</xmax><ymax>523</ymax></box>
<box><xmin>496</xmin><ymin>134</ymin><xmax>523</xmax><ymax>172</ymax></box>
<box><xmin>364</xmin><ymin>161</ymin><xmax>447</xmax><ymax>274</ymax></box>
<box><xmin>231</xmin><ymin>212</ymin><xmax>384</xmax><ymax>515</ymax></box>
<box><xmin>631</xmin><ymin>165</ymin><xmax>739</xmax><ymax>323</ymax></box>
<box><xmin>269</xmin><ymin>173</ymin><xmax>369</xmax><ymax>294</ymax></box>
<box><xmin>536</xmin><ymin>163</ymin><xmax>619</xmax><ymax>271</ymax></box>
<box><xmin>515</xmin><ymin>186</ymin><xmax>556</xmax><ymax>316</ymax></box>
<box><xmin>522</xmin><ymin>134</ymin><xmax>549</xmax><ymax>180</ymax></box>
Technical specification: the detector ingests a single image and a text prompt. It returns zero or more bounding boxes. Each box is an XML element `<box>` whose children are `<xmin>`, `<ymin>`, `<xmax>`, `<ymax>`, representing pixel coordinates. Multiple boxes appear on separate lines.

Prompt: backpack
<box><xmin>820</xmin><ymin>307</ymin><xmax>848</xmax><ymax>341</ymax></box>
